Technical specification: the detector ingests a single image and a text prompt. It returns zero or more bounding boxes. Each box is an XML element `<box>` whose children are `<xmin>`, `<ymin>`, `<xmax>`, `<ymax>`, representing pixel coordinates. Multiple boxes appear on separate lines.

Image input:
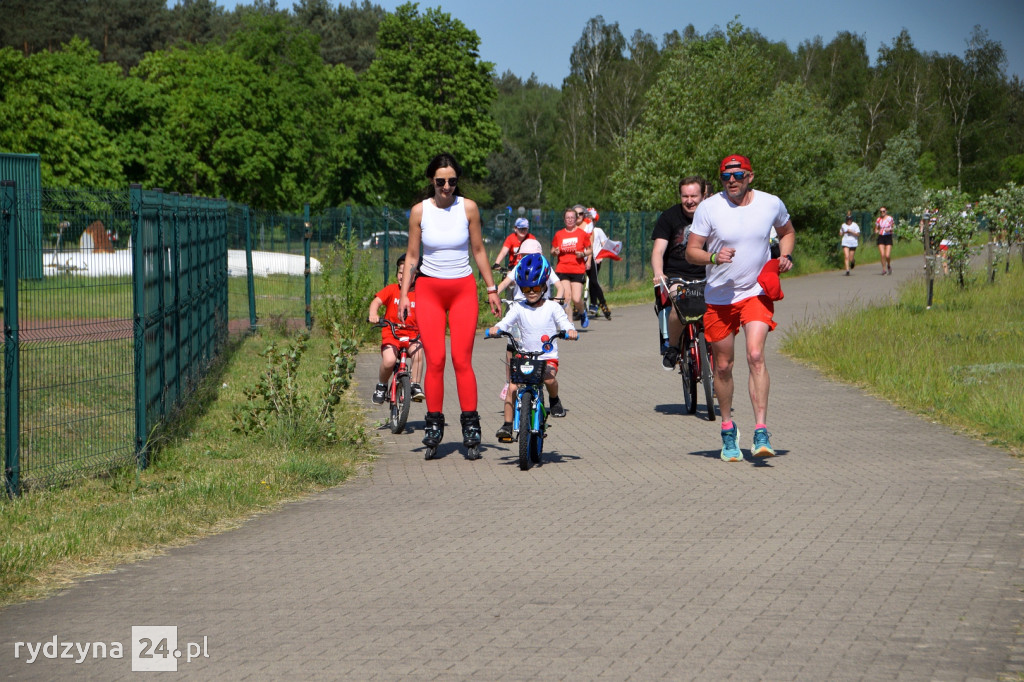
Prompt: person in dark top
<box><xmin>650</xmin><ymin>176</ymin><xmax>708</xmax><ymax>370</ymax></box>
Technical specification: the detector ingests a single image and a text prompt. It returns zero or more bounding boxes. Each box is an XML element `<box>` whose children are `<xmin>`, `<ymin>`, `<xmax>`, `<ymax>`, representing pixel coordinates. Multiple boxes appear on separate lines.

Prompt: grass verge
<box><xmin>0</xmin><ymin>330</ymin><xmax>375</xmax><ymax>608</ymax></box>
<box><xmin>781</xmin><ymin>266</ymin><xmax>1024</xmax><ymax>454</ymax></box>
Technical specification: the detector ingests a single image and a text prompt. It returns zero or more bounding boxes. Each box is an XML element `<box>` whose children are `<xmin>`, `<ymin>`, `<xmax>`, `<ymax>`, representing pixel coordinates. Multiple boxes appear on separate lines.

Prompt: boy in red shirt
<box><xmin>492</xmin><ymin>217</ymin><xmax>537</xmax><ymax>271</ymax></box>
<box><xmin>551</xmin><ymin>207</ymin><xmax>592</xmax><ymax>328</ymax></box>
<box><xmin>368</xmin><ymin>254</ymin><xmax>424</xmax><ymax>404</ymax></box>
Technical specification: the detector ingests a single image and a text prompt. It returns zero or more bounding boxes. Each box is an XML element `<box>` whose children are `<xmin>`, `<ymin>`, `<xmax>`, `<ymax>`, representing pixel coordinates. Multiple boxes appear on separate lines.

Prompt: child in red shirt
<box><xmin>368</xmin><ymin>254</ymin><xmax>424</xmax><ymax>404</ymax></box>
<box><xmin>492</xmin><ymin>217</ymin><xmax>537</xmax><ymax>271</ymax></box>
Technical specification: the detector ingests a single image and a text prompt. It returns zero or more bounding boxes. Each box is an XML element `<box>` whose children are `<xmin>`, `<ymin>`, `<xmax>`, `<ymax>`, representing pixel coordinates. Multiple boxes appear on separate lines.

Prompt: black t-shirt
<box><xmin>652</xmin><ymin>204</ymin><xmax>706</xmax><ymax>280</ymax></box>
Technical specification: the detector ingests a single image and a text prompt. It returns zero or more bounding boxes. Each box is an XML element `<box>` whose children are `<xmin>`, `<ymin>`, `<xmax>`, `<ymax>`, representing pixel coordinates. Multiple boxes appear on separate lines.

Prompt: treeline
<box><xmin>2</xmin><ymin>3</ymin><xmax>1023</xmax><ymax>239</ymax></box>
<box><xmin>0</xmin><ymin>1</ymin><xmax>500</xmax><ymax>209</ymax></box>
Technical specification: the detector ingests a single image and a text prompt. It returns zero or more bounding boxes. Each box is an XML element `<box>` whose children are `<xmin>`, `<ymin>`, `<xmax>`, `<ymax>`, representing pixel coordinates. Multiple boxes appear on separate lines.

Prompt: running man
<box><xmin>686</xmin><ymin>154</ymin><xmax>795</xmax><ymax>461</ymax></box>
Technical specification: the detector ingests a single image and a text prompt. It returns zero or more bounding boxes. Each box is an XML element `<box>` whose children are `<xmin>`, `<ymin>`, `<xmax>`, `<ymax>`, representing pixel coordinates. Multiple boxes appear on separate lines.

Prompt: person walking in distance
<box><xmin>874</xmin><ymin>206</ymin><xmax>895</xmax><ymax>275</ymax></box>
<box><xmin>399</xmin><ymin>152</ymin><xmax>501</xmax><ymax>459</ymax></box>
<box><xmin>651</xmin><ymin>176</ymin><xmax>709</xmax><ymax>369</ymax></box>
<box><xmin>839</xmin><ymin>212</ymin><xmax>860</xmax><ymax>275</ymax></box>
<box><xmin>686</xmin><ymin>155</ymin><xmax>795</xmax><ymax>461</ymax></box>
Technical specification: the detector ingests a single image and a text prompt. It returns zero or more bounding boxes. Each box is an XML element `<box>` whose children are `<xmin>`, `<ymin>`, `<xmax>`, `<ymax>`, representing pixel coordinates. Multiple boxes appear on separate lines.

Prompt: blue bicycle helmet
<box><xmin>515</xmin><ymin>253</ymin><xmax>551</xmax><ymax>289</ymax></box>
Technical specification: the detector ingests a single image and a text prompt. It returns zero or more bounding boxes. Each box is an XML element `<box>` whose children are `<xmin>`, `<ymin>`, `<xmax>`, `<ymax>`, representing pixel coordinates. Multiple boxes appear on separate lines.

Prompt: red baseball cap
<box><xmin>720</xmin><ymin>155</ymin><xmax>753</xmax><ymax>173</ymax></box>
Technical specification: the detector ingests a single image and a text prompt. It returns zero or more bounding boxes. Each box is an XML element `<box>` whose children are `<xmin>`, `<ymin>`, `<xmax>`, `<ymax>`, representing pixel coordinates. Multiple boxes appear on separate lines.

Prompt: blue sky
<box><xmin>218</xmin><ymin>0</ymin><xmax>1024</xmax><ymax>86</ymax></box>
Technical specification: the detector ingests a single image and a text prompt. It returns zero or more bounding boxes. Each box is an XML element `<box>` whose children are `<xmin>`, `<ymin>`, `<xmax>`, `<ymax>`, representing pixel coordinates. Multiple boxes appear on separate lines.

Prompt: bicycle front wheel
<box><xmin>518</xmin><ymin>391</ymin><xmax>534</xmax><ymax>471</ymax></box>
<box><xmin>680</xmin><ymin>341</ymin><xmax>698</xmax><ymax>415</ymax></box>
<box><xmin>390</xmin><ymin>374</ymin><xmax>411</xmax><ymax>433</ymax></box>
<box><xmin>697</xmin><ymin>333</ymin><xmax>716</xmax><ymax>422</ymax></box>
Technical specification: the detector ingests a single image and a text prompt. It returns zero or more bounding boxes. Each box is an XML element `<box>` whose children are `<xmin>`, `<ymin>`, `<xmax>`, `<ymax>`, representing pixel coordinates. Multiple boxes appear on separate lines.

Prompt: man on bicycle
<box><xmin>487</xmin><ymin>254</ymin><xmax>578</xmax><ymax>440</ymax></box>
<box><xmin>651</xmin><ymin>176</ymin><xmax>709</xmax><ymax>370</ymax></box>
<box><xmin>686</xmin><ymin>155</ymin><xmax>795</xmax><ymax>461</ymax></box>
<box><xmin>368</xmin><ymin>254</ymin><xmax>425</xmax><ymax>404</ymax></box>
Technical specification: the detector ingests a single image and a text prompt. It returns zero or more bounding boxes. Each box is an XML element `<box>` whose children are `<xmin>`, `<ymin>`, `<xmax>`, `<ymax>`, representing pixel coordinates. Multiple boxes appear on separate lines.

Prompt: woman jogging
<box><xmin>551</xmin><ymin>207</ymin><xmax>592</xmax><ymax>328</ymax></box>
<box><xmin>399</xmin><ymin>152</ymin><xmax>501</xmax><ymax>459</ymax></box>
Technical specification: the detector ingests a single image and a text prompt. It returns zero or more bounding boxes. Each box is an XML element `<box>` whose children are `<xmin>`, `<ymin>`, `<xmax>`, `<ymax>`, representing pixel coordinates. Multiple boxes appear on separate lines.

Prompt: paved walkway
<box><xmin>3</xmin><ymin>257</ymin><xmax>1023</xmax><ymax>680</ymax></box>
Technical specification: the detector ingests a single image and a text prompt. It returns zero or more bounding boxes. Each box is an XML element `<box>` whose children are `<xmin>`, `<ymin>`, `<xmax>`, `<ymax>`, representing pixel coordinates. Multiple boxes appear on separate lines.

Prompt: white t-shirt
<box><xmin>504</xmin><ymin>261</ymin><xmax>561</xmax><ymax>301</ymax></box>
<box><xmin>840</xmin><ymin>221</ymin><xmax>860</xmax><ymax>248</ymax></box>
<box><xmin>690</xmin><ymin>190</ymin><xmax>790</xmax><ymax>305</ymax></box>
<box><xmin>495</xmin><ymin>299</ymin><xmax>574</xmax><ymax>361</ymax></box>
<box><xmin>418</xmin><ymin>196</ymin><xmax>472</xmax><ymax>279</ymax></box>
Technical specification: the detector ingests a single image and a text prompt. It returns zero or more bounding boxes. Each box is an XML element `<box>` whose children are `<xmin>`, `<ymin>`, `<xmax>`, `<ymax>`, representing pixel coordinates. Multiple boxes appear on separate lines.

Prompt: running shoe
<box><xmin>411</xmin><ymin>383</ymin><xmax>425</xmax><ymax>402</ymax></box>
<box><xmin>720</xmin><ymin>424</ymin><xmax>742</xmax><ymax>462</ymax></box>
<box><xmin>588</xmin><ymin>305</ymin><xmax>599</xmax><ymax>317</ymax></box>
<box><xmin>887</xmin><ymin>266</ymin><xmax>892</xmax><ymax>275</ymax></box>
<box><xmin>371</xmin><ymin>383</ymin><xmax>387</xmax><ymax>405</ymax></box>
<box><xmin>601</xmin><ymin>303</ymin><xmax>611</xmax><ymax>320</ymax></box>
<box><xmin>581</xmin><ymin>310</ymin><xmax>589</xmax><ymax>329</ymax></box>
<box><xmin>752</xmin><ymin>427</ymin><xmax>776</xmax><ymax>457</ymax></box>
<box><xmin>662</xmin><ymin>346</ymin><xmax>679</xmax><ymax>371</ymax></box>
<box><xmin>550</xmin><ymin>400</ymin><xmax>566</xmax><ymax>418</ymax></box>
<box><xmin>495</xmin><ymin>422</ymin><xmax>514</xmax><ymax>442</ymax></box>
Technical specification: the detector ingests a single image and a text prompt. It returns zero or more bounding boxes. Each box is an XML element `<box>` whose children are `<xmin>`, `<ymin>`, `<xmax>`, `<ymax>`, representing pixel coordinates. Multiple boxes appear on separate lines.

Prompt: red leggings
<box><xmin>415</xmin><ymin>275</ymin><xmax>479</xmax><ymax>413</ymax></box>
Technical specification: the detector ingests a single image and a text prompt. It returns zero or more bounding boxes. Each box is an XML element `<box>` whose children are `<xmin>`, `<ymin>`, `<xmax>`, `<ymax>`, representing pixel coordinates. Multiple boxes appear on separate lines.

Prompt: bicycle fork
<box><xmin>513</xmin><ymin>387</ymin><xmax>545</xmax><ymax>436</ymax></box>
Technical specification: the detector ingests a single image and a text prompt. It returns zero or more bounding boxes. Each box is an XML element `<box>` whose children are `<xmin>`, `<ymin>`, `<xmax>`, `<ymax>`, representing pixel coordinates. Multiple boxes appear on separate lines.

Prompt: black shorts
<box><xmin>877</xmin><ymin>234</ymin><xmax>893</xmax><ymax>246</ymax></box>
<box><xmin>556</xmin><ymin>272</ymin><xmax>587</xmax><ymax>284</ymax></box>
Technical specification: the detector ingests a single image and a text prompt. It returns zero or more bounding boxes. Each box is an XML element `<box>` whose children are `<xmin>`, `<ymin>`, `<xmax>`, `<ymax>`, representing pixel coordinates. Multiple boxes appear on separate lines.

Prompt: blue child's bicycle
<box><xmin>485</xmin><ymin>328</ymin><xmax>573</xmax><ymax>470</ymax></box>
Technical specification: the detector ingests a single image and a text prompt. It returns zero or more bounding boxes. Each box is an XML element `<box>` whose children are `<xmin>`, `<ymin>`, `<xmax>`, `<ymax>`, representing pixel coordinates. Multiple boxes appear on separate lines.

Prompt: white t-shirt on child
<box><xmin>495</xmin><ymin>299</ymin><xmax>574</xmax><ymax>361</ymax></box>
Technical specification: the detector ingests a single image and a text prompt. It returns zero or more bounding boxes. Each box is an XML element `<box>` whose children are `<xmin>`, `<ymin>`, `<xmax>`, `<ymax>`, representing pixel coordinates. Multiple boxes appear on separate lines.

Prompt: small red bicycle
<box><xmin>373</xmin><ymin>319</ymin><xmax>420</xmax><ymax>434</ymax></box>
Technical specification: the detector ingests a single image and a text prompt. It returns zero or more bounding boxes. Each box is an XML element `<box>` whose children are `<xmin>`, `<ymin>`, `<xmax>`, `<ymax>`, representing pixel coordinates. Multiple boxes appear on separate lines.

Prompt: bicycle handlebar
<box><xmin>484</xmin><ymin>328</ymin><xmax>576</xmax><ymax>354</ymax></box>
<box><xmin>370</xmin><ymin>318</ymin><xmax>421</xmax><ymax>343</ymax></box>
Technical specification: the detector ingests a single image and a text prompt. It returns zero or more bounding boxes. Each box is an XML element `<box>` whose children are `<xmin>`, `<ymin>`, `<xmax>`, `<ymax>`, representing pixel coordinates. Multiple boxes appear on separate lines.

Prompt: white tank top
<box><xmin>419</xmin><ymin>196</ymin><xmax>472</xmax><ymax>279</ymax></box>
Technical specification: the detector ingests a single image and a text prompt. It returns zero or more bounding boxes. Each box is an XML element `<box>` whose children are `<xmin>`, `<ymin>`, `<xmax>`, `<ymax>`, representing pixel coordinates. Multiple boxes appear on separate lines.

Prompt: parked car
<box><xmin>360</xmin><ymin>231</ymin><xmax>409</xmax><ymax>250</ymax></box>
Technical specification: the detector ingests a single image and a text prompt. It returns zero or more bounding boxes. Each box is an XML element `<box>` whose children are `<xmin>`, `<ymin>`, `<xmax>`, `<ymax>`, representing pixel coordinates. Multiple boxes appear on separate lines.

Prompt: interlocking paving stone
<box><xmin>2</xmin><ymin>257</ymin><xmax>1022</xmax><ymax>681</ymax></box>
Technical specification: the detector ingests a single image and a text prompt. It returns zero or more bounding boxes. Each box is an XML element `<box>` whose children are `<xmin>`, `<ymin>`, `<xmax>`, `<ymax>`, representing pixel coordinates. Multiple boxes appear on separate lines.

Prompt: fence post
<box><xmin>130</xmin><ymin>184</ymin><xmax>148</xmax><ymax>470</ymax></box>
<box><xmin>304</xmin><ymin>203</ymin><xmax>312</xmax><ymax>330</ymax></box>
<box><xmin>245</xmin><ymin>205</ymin><xmax>256</xmax><ymax>332</ymax></box>
<box><xmin>170</xmin><ymin>192</ymin><xmax>182</xmax><ymax>409</ymax></box>
<box><xmin>2</xmin><ymin>181</ymin><xmax>20</xmax><ymax>497</ymax></box>
<box><xmin>154</xmin><ymin>189</ymin><xmax>167</xmax><ymax>420</ymax></box>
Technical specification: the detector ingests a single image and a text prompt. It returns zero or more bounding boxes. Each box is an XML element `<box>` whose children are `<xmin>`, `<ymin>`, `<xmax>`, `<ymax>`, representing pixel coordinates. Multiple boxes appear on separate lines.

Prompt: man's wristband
<box><xmin>486</xmin><ymin>285</ymin><xmax>497</xmax><ymax>293</ymax></box>
<box><xmin>710</xmin><ymin>253</ymin><xmax>717</xmax><ymax>265</ymax></box>
<box><xmin>782</xmin><ymin>254</ymin><xmax>793</xmax><ymax>264</ymax></box>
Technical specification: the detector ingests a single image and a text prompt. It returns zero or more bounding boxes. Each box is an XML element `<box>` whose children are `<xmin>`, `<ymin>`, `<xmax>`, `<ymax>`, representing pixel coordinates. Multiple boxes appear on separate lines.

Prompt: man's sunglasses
<box><xmin>434</xmin><ymin>177</ymin><xmax>458</xmax><ymax>188</ymax></box>
<box><xmin>522</xmin><ymin>285</ymin><xmax>545</xmax><ymax>293</ymax></box>
<box><xmin>720</xmin><ymin>171</ymin><xmax>747</xmax><ymax>181</ymax></box>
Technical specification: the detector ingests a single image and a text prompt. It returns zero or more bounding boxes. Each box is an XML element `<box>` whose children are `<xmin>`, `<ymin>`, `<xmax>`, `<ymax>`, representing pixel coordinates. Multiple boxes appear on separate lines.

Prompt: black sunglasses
<box><xmin>434</xmin><ymin>177</ymin><xmax>458</xmax><ymax>188</ymax></box>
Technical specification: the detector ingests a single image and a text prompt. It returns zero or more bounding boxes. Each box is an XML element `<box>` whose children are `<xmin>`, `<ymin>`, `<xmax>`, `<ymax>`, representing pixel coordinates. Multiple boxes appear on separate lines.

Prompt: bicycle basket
<box><xmin>509</xmin><ymin>354</ymin><xmax>545</xmax><ymax>385</ymax></box>
<box><xmin>673</xmin><ymin>280</ymin><xmax>707</xmax><ymax>320</ymax></box>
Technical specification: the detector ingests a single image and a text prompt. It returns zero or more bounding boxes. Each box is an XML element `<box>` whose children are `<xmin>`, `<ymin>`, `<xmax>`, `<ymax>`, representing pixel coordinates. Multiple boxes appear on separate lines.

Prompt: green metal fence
<box><xmin>1</xmin><ymin>184</ymin><xmax>319</xmax><ymax>494</ymax></box>
<box><xmin>0</xmin><ymin>189</ymin><xmax>681</xmax><ymax>494</ymax></box>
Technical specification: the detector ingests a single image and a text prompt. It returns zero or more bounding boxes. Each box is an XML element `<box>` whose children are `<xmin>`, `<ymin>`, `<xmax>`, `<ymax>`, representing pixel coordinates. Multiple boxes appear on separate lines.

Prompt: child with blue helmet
<box><xmin>487</xmin><ymin>253</ymin><xmax>578</xmax><ymax>439</ymax></box>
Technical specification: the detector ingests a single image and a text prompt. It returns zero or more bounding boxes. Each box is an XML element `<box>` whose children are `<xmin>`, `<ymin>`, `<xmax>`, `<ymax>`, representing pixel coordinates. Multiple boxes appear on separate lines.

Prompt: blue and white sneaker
<box><xmin>580</xmin><ymin>309</ymin><xmax>590</xmax><ymax>329</ymax></box>
<box><xmin>752</xmin><ymin>427</ymin><xmax>776</xmax><ymax>457</ymax></box>
<box><xmin>720</xmin><ymin>424</ymin><xmax>742</xmax><ymax>462</ymax></box>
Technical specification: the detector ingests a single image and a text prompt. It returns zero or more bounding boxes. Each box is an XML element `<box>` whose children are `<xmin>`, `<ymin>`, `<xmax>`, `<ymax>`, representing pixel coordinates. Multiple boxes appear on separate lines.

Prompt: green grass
<box><xmin>781</xmin><ymin>266</ymin><xmax>1024</xmax><ymax>454</ymax></box>
<box><xmin>0</xmin><ymin>329</ymin><xmax>375</xmax><ymax>607</ymax></box>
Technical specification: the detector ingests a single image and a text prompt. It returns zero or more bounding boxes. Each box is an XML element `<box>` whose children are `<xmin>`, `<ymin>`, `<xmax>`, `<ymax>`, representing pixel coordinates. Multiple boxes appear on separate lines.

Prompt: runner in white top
<box><xmin>690</xmin><ymin>190</ymin><xmax>790</xmax><ymax>305</ymax></box>
<box><xmin>686</xmin><ymin>154</ymin><xmax>795</xmax><ymax>462</ymax></box>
